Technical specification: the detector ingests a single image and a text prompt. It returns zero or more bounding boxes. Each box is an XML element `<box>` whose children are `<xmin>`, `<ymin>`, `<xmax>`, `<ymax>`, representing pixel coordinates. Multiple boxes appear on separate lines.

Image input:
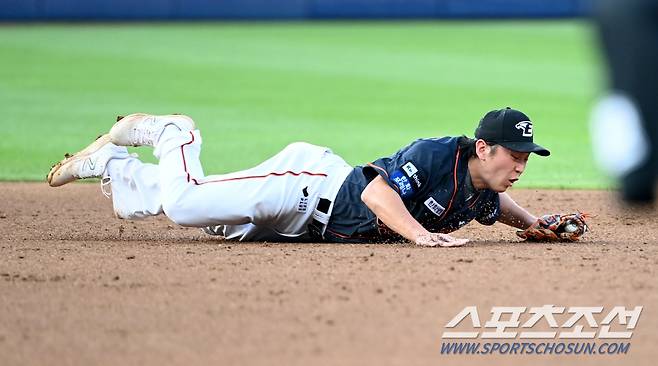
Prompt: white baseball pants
<box><xmin>104</xmin><ymin>128</ymin><xmax>352</xmax><ymax>241</ymax></box>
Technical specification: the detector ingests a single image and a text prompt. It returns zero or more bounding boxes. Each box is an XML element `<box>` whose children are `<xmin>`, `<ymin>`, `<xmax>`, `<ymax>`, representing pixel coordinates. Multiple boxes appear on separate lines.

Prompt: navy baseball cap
<box><xmin>474</xmin><ymin>107</ymin><xmax>550</xmax><ymax>156</ymax></box>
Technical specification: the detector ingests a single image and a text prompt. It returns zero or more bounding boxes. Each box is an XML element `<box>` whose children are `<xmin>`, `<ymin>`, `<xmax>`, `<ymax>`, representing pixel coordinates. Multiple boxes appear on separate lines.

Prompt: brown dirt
<box><xmin>0</xmin><ymin>182</ymin><xmax>656</xmax><ymax>366</ymax></box>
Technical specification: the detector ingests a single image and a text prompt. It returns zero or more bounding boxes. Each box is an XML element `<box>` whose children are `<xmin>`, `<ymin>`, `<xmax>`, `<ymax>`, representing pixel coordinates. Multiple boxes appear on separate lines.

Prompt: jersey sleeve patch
<box><xmin>390</xmin><ymin>170</ymin><xmax>415</xmax><ymax>198</ymax></box>
<box><xmin>400</xmin><ymin>161</ymin><xmax>424</xmax><ymax>191</ymax></box>
<box><xmin>402</xmin><ymin>161</ymin><xmax>418</xmax><ymax>176</ymax></box>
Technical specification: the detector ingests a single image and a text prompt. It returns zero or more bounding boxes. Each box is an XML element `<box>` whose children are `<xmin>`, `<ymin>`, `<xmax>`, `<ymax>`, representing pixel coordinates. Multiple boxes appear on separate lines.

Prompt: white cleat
<box><xmin>47</xmin><ymin>134</ymin><xmax>130</xmax><ymax>187</ymax></box>
<box><xmin>109</xmin><ymin>113</ymin><xmax>195</xmax><ymax>147</ymax></box>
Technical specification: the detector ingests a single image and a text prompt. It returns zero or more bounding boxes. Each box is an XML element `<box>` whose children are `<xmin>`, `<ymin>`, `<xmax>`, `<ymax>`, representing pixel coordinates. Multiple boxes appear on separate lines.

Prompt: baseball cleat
<box><xmin>109</xmin><ymin>113</ymin><xmax>195</xmax><ymax>147</ymax></box>
<box><xmin>47</xmin><ymin>134</ymin><xmax>129</xmax><ymax>187</ymax></box>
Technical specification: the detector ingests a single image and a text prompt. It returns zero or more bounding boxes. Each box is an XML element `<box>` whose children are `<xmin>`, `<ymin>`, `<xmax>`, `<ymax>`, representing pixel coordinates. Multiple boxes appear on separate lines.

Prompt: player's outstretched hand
<box><xmin>415</xmin><ymin>233</ymin><xmax>469</xmax><ymax>247</ymax></box>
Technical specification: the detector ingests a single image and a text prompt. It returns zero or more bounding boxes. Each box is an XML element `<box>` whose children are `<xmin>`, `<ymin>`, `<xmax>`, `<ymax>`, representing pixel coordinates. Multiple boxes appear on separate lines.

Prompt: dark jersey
<box><xmin>325</xmin><ymin>137</ymin><xmax>501</xmax><ymax>243</ymax></box>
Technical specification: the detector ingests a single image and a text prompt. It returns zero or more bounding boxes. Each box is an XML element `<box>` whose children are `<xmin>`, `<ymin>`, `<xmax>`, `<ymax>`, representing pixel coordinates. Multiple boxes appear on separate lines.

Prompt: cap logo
<box><xmin>515</xmin><ymin>121</ymin><xmax>533</xmax><ymax>137</ymax></box>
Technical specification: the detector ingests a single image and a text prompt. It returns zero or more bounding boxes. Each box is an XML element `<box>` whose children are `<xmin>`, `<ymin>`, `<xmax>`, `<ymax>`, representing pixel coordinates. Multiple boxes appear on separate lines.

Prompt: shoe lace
<box><xmin>131</xmin><ymin>117</ymin><xmax>161</xmax><ymax>146</ymax></box>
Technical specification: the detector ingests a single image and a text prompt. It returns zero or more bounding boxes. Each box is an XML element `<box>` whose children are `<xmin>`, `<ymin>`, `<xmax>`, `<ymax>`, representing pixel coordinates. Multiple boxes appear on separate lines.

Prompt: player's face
<box><xmin>484</xmin><ymin>146</ymin><xmax>530</xmax><ymax>192</ymax></box>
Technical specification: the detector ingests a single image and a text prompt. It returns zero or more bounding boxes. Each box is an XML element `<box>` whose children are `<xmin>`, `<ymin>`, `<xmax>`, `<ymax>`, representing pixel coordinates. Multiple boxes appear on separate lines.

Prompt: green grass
<box><xmin>0</xmin><ymin>21</ymin><xmax>609</xmax><ymax>188</ymax></box>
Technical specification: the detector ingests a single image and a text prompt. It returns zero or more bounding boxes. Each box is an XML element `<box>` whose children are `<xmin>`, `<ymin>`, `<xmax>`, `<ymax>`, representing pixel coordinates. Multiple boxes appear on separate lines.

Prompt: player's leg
<box><xmin>108</xmin><ymin>113</ymin><xmax>351</xmax><ymax>236</ymax></box>
<box><xmin>45</xmin><ymin>130</ymin><xmax>324</xmax><ymax>233</ymax></box>
<box><xmin>104</xmin><ymin>158</ymin><xmax>164</xmax><ymax>219</ymax></box>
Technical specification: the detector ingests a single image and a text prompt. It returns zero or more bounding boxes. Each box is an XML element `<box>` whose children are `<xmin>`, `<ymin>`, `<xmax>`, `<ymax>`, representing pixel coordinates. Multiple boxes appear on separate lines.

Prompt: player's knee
<box><xmin>165</xmin><ymin>114</ymin><xmax>195</xmax><ymax>129</ymax></box>
<box><xmin>173</xmin><ymin>114</ymin><xmax>194</xmax><ymax>125</ymax></box>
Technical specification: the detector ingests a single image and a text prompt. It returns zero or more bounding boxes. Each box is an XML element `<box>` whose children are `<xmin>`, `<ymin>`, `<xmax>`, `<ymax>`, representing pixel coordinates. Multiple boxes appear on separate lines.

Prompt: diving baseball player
<box><xmin>47</xmin><ymin>108</ymin><xmax>588</xmax><ymax>246</ymax></box>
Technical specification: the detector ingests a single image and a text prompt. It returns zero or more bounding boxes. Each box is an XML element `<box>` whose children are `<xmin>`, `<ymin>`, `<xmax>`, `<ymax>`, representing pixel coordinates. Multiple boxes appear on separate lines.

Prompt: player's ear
<box><xmin>475</xmin><ymin>139</ymin><xmax>489</xmax><ymax>161</ymax></box>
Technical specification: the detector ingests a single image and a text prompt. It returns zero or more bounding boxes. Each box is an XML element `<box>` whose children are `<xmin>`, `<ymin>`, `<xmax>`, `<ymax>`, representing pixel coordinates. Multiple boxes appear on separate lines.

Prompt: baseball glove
<box><xmin>517</xmin><ymin>212</ymin><xmax>590</xmax><ymax>242</ymax></box>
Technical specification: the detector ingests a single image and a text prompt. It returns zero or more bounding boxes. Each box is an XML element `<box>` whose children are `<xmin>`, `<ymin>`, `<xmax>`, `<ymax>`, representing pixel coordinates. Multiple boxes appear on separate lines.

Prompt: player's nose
<box><xmin>515</xmin><ymin>161</ymin><xmax>526</xmax><ymax>174</ymax></box>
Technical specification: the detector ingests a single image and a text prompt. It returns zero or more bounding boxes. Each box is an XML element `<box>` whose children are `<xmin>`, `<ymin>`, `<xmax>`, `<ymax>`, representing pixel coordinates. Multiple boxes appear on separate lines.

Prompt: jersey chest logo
<box><xmin>424</xmin><ymin>197</ymin><xmax>445</xmax><ymax>217</ymax></box>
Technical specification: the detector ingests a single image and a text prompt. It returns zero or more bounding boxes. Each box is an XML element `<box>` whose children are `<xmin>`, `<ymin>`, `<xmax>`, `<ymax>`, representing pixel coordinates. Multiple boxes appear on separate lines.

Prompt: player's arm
<box><xmin>361</xmin><ymin>175</ymin><xmax>468</xmax><ymax>247</ymax></box>
<box><xmin>497</xmin><ymin>192</ymin><xmax>537</xmax><ymax>229</ymax></box>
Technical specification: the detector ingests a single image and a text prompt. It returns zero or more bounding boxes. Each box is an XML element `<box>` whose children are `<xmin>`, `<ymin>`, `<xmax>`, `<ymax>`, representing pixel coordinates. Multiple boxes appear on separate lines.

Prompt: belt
<box><xmin>308</xmin><ymin>198</ymin><xmax>332</xmax><ymax>240</ymax></box>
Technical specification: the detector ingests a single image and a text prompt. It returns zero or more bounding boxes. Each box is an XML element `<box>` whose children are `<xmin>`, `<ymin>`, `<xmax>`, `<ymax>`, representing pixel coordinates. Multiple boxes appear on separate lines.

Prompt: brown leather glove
<box><xmin>517</xmin><ymin>213</ymin><xmax>590</xmax><ymax>242</ymax></box>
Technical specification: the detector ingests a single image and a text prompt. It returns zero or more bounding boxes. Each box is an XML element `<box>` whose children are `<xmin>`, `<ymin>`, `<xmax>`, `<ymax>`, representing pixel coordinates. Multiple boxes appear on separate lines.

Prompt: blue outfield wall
<box><xmin>1</xmin><ymin>0</ymin><xmax>592</xmax><ymax>21</ymax></box>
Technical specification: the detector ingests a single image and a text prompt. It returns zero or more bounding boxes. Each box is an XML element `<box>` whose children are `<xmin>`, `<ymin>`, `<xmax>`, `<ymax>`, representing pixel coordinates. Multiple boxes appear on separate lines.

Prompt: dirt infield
<box><xmin>0</xmin><ymin>182</ymin><xmax>656</xmax><ymax>365</ymax></box>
